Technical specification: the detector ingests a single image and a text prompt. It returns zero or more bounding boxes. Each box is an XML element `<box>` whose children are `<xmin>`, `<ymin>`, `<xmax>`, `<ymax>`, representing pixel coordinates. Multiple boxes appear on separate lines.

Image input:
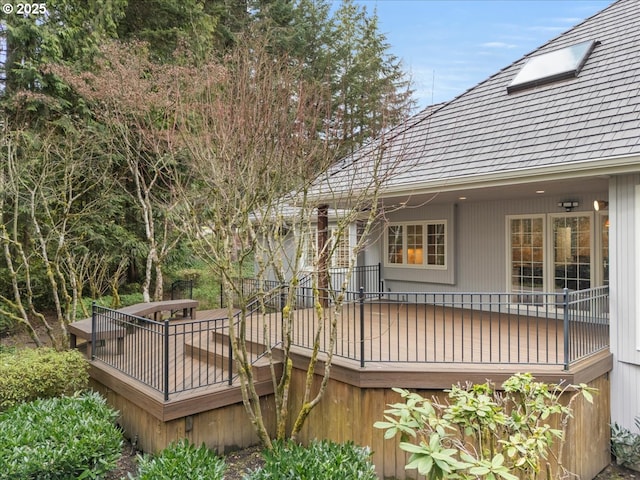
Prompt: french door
<box><xmin>508</xmin><ymin>212</ymin><xmax>608</xmax><ymax>296</ymax></box>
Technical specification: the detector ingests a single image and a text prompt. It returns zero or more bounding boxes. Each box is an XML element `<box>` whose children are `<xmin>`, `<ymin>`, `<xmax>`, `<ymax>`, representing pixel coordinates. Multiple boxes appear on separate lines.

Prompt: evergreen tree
<box><xmin>1</xmin><ymin>0</ymin><xmax>126</xmax><ymax>122</ymax></box>
<box><xmin>328</xmin><ymin>0</ymin><xmax>414</xmax><ymax>155</ymax></box>
<box><xmin>117</xmin><ymin>0</ymin><xmax>222</xmax><ymax>63</ymax></box>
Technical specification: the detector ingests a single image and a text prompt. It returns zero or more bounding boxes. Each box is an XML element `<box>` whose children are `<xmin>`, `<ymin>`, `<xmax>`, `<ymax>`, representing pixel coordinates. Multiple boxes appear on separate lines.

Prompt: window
<box><xmin>427</xmin><ymin>223</ymin><xmax>446</xmax><ymax>266</ymax></box>
<box><xmin>507</xmin><ymin>40</ymin><xmax>596</xmax><ymax>93</ymax></box>
<box><xmin>386</xmin><ymin>221</ymin><xmax>447</xmax><ymax>268</ymax></box>
<box><xmin>388</xmin><ymin>225</ymin><xmax>403</xmax><ymax>264</ymax></box>
<box><xmin>305</xmin><ymin>228</ymin><xmax>317</xmax><ymax>268</ymax></box>
<box><xmin>331</xmin><ymin>229</ymin><xmax>350</xmax><ymax>268</ymax></box>
<box><xmin>305</xmin><ymin>227</ymin><xmax>351</xmax><ymax>268</ymax></box>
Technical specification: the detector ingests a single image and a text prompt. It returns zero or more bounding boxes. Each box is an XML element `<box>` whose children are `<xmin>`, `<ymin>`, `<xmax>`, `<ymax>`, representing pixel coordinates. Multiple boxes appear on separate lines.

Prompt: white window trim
<box><xmin>384</xmin><ymin>220</ymin><xmax>448</xmax><ymax>270</ymax></box>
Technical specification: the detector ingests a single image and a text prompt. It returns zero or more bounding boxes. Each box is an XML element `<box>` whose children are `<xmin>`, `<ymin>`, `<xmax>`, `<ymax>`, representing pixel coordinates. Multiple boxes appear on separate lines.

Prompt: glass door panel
<box><xmin>552</xmin><ymin>215</ymin><xmax>591</xmax><ymax>292</ymax></box>
<box><xmin>509</xmin><ymin>217</ymin><xmax>544</xmax><ymax>294</ymax></box>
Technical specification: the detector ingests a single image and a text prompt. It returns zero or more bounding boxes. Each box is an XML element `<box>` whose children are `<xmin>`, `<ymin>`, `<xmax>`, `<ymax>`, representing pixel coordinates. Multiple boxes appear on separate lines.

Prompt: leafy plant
<box><xmin>0</xmin><ymin>347</ymin><xmax>89</xmax><ymax>411</ymax></box>
<box><xmin>374</xmin><ymin>373</ymin><xmax>595</xmax><ymax>480</ymax></box>
<box><xmin>245</xmin><ymin>439</ymin><xmax>377</xmax><ymax>480</ymax></box>
<box><xmin>611</xmin><ymin>417</ymin><xmax>640</xmax><ymax>470</ymax></box>
<box><xmin>130</xmin><ymin>439</ymin><xmax>225</xmax><ymax>480</ymax></box>
<box><xmin>0</xmin><ymin>392</ymin><xmax>122</xmax><ymax>479</ymax></box>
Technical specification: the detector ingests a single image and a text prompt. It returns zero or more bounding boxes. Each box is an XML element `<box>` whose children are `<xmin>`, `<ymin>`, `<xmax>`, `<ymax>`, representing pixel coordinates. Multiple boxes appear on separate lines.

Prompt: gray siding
<box><xmin>610</xmin><ymin>174</ymin><xmax>640</xmax><ymax>363</ymax></box>
<box><xmin>375</xmin><ymin>191</ymin><xmax>608</xmax><ymax>294</ymax></box>
<box><xmin>610</xmin><ymin>174</ymin><xmax>640</xmax><ymax>428</ymax></box>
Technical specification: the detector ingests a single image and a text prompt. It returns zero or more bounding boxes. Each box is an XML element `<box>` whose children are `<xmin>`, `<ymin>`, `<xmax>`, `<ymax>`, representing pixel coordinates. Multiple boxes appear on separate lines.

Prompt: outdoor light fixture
<box><xmin>593</xmin><ymin>200</ymin><xmax>608</xmax><ymax>211</ymax></box>
<box><xmin>558</xmin><ymin>200</ymin><xmax>579</xmax><ymax>212</ymax></box>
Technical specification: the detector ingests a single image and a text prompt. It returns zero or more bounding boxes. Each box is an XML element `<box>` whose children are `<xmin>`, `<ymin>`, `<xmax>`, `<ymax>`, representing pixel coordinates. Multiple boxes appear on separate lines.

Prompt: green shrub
<box><xmin>374</xmin><ymin>373</ymin><xmax>595</xmax><ymax>480</ymax></box>
<box><xmin>0</xmin><ymin>347</ymin><xmax>89</xmax><ymax>411</ymax></box>
<box><xmin>611</xmin><ymin>417</ymin><xmax>640</xmax><ymax>470</ymax></box>
<box><xmin>131</xmin><ymin>439</ymin><xmax>225</xmax><ymax>480</ymax></box>
<box><xmin>0</xmin><ymin>392</ymin><xmax>122</xmax><ymax>479</ymax></box>
<box><xmin>173</xmin><ymin>264</ymin><xmax>220</xmax><ymax>309</ymax></box>
<box><xmin>246</xmin><ymin>440</ymin><xmax>377</xmax><ymax>480</ymax></box>
<box><xmin>0</xmin><ymin>312</ymin><xmax>15</xmax><ymax>335</ymax></box>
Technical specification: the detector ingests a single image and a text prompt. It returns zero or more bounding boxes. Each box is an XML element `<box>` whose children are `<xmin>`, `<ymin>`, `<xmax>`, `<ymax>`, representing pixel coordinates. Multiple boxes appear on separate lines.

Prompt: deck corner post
<box><xmin>563</xmin><ymin>287</ymin><xmax>570</xmax><ymax>370</ymax></box>
<box><xmin>91</xmin><ymin>301</ymin><xmax>96</xmax><ymax>361</ymax></box>
<box><xmin>359</xmin><ymin>287</ymin><xmax>365</xmax><ymax>368</ymax></box>
<box><xmin>164</xmin><ymin>319</ymin><xmax>170</xmax><ymax>401</ymax></box>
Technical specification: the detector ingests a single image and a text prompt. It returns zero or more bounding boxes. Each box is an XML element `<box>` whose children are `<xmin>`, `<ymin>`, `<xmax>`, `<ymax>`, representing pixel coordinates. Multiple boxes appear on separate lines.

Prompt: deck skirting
<box><xmin>88</xmin><ymin>349</ymin><xmax>612</xmax><ymax>480</ymax></box>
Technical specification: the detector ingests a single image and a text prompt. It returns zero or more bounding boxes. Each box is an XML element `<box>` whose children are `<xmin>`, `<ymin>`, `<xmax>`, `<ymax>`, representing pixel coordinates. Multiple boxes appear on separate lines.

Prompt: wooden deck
<box><xmin>82</xmin><ymin>301</ymin><xmax>610</xmax><ymax>412</ymax></box>
<box><xmin>81</xmin><ymin>302</ymin><xmax>612</xmax><ymax>479</ymax></box>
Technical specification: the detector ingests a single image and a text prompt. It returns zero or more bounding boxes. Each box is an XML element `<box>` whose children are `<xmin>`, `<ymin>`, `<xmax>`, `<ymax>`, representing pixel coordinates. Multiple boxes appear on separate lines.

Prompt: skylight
<box><xmin>507</xmin><ymin>40</ymin><xmax>597</xmax><ymax>93</ymax></box>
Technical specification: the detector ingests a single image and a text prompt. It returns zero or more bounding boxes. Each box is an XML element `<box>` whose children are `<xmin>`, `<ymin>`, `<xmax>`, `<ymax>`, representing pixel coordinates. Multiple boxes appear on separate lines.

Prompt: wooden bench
<box><xmin>118</xmin><ymin>299</ymin><xmax>199</xmax><ymax>321</ymax></box>
<box><xmin>68</xmin><ymin>318</ymin><xmax>126</xmax><ymax>357</ymax></box>
<box><xmin>68</xmin><ymin>299</ymin><xmax>199</xmax><ymax>357</ymax></box>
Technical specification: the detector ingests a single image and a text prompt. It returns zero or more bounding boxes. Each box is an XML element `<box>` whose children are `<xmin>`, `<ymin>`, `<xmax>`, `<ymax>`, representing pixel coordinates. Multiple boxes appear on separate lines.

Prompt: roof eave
<box><xmin>376</xmin><ymin>154</ymin><xmax>640</xmax><ymax>198</ymax></box>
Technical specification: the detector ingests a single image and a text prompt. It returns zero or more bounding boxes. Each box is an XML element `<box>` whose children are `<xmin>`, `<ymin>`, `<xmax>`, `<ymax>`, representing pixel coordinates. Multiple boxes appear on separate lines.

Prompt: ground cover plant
<box><xmin>244</xmin><ymin>439</ymin><xmax>377</xmax><ymax>480</ymax></box>
<box><xmin>131</xmin><ymin>439</ymin><xmax>226</xmax><ymax>480</ymax></box>
<box><xmin>375</xmin><ymin>373</ymin><xmax>595</xmax><ymax>480</ymax></box>
<box><xmin>0</xmin><ymin>347</ymin><xmax>89</xmax><ymax>411</ymax></box>
<box><xmin>0</xmin><ymin>392</ymin><xmax>122</xmax><ymax>479</ymax></box>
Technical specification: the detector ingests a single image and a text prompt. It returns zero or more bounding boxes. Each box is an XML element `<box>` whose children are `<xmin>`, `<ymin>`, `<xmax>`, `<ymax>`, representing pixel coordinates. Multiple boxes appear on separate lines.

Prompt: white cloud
<box><xmin>481</xmin><ymin>42</ymin><xmax>517</xmax><ymax>49</ymax></box>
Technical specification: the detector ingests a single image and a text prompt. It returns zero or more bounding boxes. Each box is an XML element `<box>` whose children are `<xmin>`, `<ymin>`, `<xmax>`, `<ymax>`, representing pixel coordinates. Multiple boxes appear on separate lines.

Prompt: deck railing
<box><xmin>90</xmin><ymin>285</ymin><xmax>609</xmax><ymax>399</ymax></box>
<box><xmin>170</xmin><ymin>280</ymin><xmax>193</xmax><ymax>301</ymax></box>
<box><xmin>222</xmin><ymin>263</ymin><xmax>382</xmax><ymax>309</ymax></box>
<box><xmin>91</xmin><ymin>301</ymin><xmax>277</xmax><ymax>400</ymax></box>
<box><xmin>288</xmin><ymin>286</ymin><xmax>610</xmax><ymax>370</ymax></box>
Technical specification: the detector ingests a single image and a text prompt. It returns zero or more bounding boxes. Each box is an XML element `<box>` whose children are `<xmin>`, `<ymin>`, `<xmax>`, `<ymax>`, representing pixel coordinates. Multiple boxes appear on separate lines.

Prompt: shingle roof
<box><xmin>316</xmin><ymin>0</ymin><xmax>640</xmax><ymax>199</ymax></box>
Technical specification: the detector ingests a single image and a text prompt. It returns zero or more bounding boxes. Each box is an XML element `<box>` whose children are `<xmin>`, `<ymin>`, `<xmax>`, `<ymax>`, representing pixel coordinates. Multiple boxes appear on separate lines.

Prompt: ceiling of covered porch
<box><xmin>373</xmin><ymin>174</ymin><xmax>610</xmax><ymax>208</ymax></box>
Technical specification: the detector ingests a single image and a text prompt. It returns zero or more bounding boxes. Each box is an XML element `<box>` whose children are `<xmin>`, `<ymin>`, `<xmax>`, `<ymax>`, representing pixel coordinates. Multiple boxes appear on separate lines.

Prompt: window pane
<box><xmin>306</xmin><ymin>228</ymin><xmax>316</xmax><ymax>267</ymax></box>
<box><xmin>388</xmin><ymin>225</ymin><xmax>403</xmax><ymax>264</ymax></box>
<box><xmin>426</xmin><ymin>223</ymin><xmax>446</xmax><ymax>266</ymax></box>
<box><xmin>332</xmin><ymin>229</ymin><xmax>350</xmax><ymax>268</ymax></box>
<box><xmin>407</xmin><ymin>225</ymin><xmax>423</xmax><ymax>264</ymax></box>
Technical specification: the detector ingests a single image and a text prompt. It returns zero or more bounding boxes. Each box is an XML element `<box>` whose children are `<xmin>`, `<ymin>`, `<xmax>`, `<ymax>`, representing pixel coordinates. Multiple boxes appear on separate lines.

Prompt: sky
<box><xmin>347</xmin><ymin>0</ymin><xmax>614</xmax><ymax>109</ymax></box>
